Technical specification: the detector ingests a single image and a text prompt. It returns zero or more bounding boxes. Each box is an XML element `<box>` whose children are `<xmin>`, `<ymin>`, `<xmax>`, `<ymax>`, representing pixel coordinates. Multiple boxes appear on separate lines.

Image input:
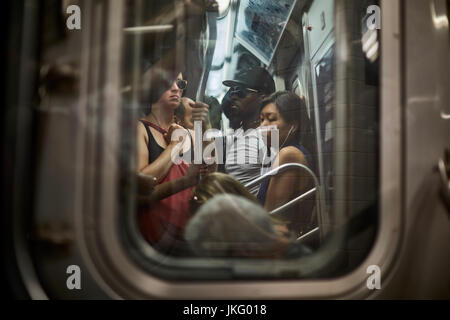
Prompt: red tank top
<box><xmin>138</xmin><ymin>120</ymin><xmax>194</xmax><ymax>248</ymax></box>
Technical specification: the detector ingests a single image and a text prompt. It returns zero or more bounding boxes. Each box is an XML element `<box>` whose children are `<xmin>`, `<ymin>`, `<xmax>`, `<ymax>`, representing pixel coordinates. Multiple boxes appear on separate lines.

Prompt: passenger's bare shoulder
<box><xmin>137</xmin><ymin>121</ymin><xmax>149</xmax><ymax>142</ymax></box>
<box><xmin>277</xmin><ymin>146</ymin><xmax>307</xmax><ymax>166</ymax></box>
<box><xmin>137</xmin><ymin>121</ymin><xmax>145</xmax><ymax>132</ymax></box>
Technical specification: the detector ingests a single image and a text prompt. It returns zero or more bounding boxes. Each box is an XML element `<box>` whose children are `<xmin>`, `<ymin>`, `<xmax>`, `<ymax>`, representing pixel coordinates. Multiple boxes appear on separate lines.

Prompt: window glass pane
<box><xmin>127</xmin><ymin>0</ymin><xmax>380</xmax><ymax>279</ymax></box>
<box><xmin>26</xmin><ymin>0</ymin><xmax>380</xmax><ymax>283</ymax></box>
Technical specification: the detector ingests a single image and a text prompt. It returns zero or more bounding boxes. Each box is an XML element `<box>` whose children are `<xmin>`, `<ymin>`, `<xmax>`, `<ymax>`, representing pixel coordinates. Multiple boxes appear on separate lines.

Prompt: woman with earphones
<box><xmin>257</xmin><ymin>91</ymin><xmax>316</xmax><ymax>238</ymax></box>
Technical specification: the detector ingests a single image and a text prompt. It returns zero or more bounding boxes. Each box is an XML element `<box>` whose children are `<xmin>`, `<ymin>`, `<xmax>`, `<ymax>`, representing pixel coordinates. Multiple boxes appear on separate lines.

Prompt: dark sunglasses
<box><xmin>230</xmin><ymin>86</ymin><xmax>259</xmax><ymax>98</ymax></box>
<box><xmin>175</xmin><ymin>79</ymin><xmax>188</xmax><ymax>90</ymax></box>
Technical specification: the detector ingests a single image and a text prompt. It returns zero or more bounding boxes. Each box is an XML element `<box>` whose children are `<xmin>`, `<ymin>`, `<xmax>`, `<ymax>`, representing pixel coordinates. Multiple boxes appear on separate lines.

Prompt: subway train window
<box><xmin>7</xmin><ymin>0</ymin><xmax>449</xmax><ymax>300</ymax></box>
<box><xmin>5</xmin><ymin>0</ymin><xmax>381</xmax><ymax>295</ymax></box>
<box><xmin>122</xmin><ymin>0</ymin><xmax>379</xmax><ymax>281</ymax></box>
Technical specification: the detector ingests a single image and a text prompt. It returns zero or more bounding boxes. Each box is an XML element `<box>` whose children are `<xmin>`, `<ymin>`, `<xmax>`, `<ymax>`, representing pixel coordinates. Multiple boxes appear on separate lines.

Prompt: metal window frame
<box><xmin>74</xmin><ymin>0</ymin><xmax>403</xmax><ymax>299</ymax></box>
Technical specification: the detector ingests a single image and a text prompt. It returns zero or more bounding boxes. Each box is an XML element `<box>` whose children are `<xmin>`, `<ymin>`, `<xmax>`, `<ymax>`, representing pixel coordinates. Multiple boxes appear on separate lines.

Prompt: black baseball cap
<box><xmin>223</xmin><ymin>66</ymin><xmax>276</xmax><ymax>95</ymax></box>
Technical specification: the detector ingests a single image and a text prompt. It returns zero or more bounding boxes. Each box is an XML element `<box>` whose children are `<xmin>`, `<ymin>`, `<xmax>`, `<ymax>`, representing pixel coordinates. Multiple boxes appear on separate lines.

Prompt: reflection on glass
<box><xmin>120</xmin><ymin>0</ymin><xmax>380</xmax><ymax>280</ymax></box>
<box><xmin>235</xmin><ymin>0</ymin><xmax>297</xmax><ymax>65</ymax></box>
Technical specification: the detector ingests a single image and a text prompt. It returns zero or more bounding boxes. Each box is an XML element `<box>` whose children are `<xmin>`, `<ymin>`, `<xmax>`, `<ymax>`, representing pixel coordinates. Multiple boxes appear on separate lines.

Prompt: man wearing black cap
<box><xmin>222</xmin><ymin>66</ymin><xmax>276</xmax><ymax>195</ymax></box>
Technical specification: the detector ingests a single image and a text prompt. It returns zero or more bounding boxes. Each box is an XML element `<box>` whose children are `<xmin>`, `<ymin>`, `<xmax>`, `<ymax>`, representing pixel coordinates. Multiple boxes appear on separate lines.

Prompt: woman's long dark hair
<box><xmin>261</xmin><ymin>91</ymin><xmax>315</xmax><ymax>156</ymax></box>
<box><xmin>139</xmin><ymin>52</ymin><xmax>185</xmax><ymax>117</ymax></box>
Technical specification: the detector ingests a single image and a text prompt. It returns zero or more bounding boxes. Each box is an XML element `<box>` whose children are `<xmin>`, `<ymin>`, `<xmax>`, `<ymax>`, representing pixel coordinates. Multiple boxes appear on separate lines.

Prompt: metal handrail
<box><xmin>245</xmin><ymin>163</ymin><xmax>324</xmax><ymax>240</ymax></box>
<box><xmin>271</xmin><ymin>187</ymin><xmax>316</xmax><ymax>215</ymax></box>
<box><xmin>297</xmin><ymin>227</ymin><xmax>319</xmax><ymax>242</ymax></box>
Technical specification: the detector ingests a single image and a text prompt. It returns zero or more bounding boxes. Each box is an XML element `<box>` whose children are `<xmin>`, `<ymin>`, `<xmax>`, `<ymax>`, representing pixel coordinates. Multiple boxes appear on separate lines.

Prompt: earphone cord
<box><xmin>280</xmin><ymin>126</ymin><xmax>295</xmax><ymax>149</ymax></box>
<box><xmin>261</xmin><ymin>125</ymin><xmax>294</xmax><ymax>173</ymax></box>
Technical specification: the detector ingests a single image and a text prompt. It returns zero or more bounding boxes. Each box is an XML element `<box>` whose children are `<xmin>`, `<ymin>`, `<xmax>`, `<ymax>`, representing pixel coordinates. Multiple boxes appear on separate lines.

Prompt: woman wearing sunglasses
<box><xmin>136</xmin><ymin>72</ymin><xmax>210</xmax><ymax>255</ymax></box>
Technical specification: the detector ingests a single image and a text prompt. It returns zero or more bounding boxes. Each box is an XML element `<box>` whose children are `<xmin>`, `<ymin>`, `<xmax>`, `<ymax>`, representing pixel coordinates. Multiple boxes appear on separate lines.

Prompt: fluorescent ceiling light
<box><xmin>123</xmin><ymin>25</ymin><xmax>174</xmax><ymax>34</ymax></box>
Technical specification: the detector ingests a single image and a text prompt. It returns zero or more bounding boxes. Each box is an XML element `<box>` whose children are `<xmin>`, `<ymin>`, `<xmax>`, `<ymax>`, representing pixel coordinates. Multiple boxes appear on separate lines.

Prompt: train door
<box><xmin>2</xmin><ymin>0</ymin><xmax>450</xmax><ymax>300</ymax></box>
<box><xmin>302</xmin><ymin>0</ymin><xmax>335</xmax><ymax>238</ymax></box>
<box><xmin>376</xmin><ymin>0</ymin><xmax>450</xmax><ymax>298</ymax></box>
<box><xmin>2</xmin><ymin>0</ymin><xmax>381</xmax><ymax>299</ymax></box>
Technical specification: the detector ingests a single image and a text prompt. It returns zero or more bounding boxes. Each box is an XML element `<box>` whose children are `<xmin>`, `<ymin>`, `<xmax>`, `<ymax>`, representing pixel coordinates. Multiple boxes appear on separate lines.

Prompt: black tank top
<box><xmin>140</xmin><ymin>120</ymin><xmax>165</xmax><ymax>163</ymax></box>
<box><xmin>140</xmin><ymin>120</ymin><xmax>194</xmax><ymax>164</ymax></box>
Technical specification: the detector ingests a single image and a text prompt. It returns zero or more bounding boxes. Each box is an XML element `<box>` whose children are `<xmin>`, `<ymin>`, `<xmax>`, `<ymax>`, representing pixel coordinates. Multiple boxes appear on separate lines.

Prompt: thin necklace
<box><xmin>151</xmin><ymin>111</ymin><xmax>172</xmax><ymax>131</ymax></box>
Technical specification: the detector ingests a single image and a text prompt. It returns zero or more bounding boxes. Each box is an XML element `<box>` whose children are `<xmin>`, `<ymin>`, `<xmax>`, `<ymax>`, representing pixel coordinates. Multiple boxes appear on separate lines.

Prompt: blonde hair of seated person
<box><xmin>190</xmin><ymin>172</ymin><xmax>290</xmax><ymax>237</ymax></box>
